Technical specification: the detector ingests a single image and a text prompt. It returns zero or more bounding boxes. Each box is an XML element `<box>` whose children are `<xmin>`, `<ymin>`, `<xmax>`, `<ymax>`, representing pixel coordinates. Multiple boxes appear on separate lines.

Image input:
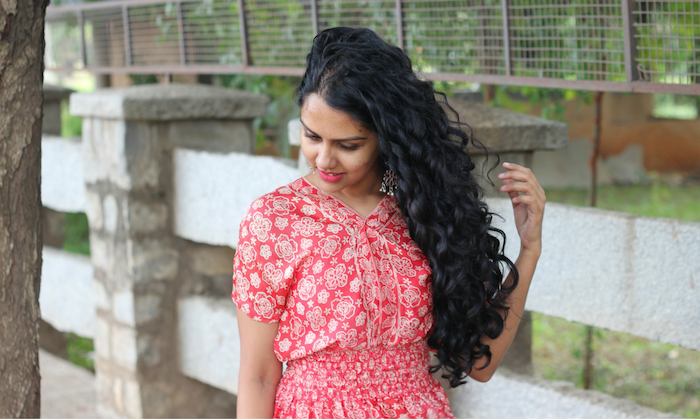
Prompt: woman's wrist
<box><xmin>518</xmin><ymin>243</ymin><xmax>542</xmax><ymax>260</ymax></box>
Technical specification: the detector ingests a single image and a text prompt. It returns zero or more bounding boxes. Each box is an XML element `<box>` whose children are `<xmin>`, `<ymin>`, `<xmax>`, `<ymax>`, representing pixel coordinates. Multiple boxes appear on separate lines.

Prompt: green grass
<box><xmin>545</xmin><ymin>182</ymin><xmax>700</xmax><ymax>223</ymax></box>
<box><xmin>535</xmin><ymin>181</ymin><xmax>700</xmax><ymax>418</ymax></box>
<box><xmin>532</xmin><ymin>314</ymin><xmax>700</xmax><ymax>418</ymax></box>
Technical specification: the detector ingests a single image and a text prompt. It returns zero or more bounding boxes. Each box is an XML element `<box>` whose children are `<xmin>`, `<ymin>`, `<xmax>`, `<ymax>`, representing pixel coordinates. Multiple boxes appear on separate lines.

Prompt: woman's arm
<box><xmin>236</xmin><ymin>308</ymin><xmax>283</xmax><ymax>418</ymax></box>
<box><xmin>468</xmin><ymin>162</ymin><xmax>545</xmax><ymax>382</ymax></box>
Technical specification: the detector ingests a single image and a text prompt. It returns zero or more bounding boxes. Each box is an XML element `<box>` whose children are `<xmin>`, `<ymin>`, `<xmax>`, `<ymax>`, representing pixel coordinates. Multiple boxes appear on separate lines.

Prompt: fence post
<box><xmin>70</xmin><ymin>84</ymin><xmax>268</xmax><ymax>418</ymax></box>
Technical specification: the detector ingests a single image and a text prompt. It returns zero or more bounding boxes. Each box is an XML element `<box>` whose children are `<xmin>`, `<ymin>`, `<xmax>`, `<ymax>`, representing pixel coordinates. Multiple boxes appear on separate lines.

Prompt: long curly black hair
<box><xmin>295</xmin><ymin>27</ymin><xmax>518</xmax><ymax>387</ymax></box>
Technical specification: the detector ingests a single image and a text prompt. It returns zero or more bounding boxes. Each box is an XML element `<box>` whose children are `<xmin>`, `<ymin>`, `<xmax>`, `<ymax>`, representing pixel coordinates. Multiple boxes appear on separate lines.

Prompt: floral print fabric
<box><xmin>275</xmin><ymin>341</ymin><xmax>454</xmax><ymax>419</ymax></box>
<box><xmin>232</xmin><ymin>178</ymin><xmax>453</xmax><ymax>418</ymax></box>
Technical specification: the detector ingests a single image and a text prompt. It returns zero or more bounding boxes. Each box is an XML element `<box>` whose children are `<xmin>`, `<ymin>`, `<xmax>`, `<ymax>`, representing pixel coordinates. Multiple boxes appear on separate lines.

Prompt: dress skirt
<box><xmin>274</xmin><ymin>340</ymin><xmax>455</xmax><ymax>419</ymax></box>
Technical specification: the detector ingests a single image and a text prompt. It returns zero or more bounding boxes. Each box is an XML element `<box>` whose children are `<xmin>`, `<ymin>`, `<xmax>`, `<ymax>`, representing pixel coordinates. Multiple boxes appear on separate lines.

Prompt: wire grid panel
<box><xmin>634</xmin><ymin>1</ymin><xmax>700</xmax><ymax>85</ymax></box>
<box><xmin>509</xmin><ymin>0</ymin><xmax>627</xmax><ymax>81</ymax></box>
<box><xmin>245</xmin><ymin>0</ymin><xmax>315</xmax><ymax>67</ymax></box>
<box><xmin>181</xmin><ymin>0</ymin><xmax>243</xmax><ymax>65</ymax></box>
<box><xmin>45</xmin><ymin>12</ymin><xmax>81</xmax><ymax>70</ymax></box>
<box><xmin>317</xmin><ymin>0</ymin><xmax>399</xmax><ymax>46</ymax></box>
<box><xmin>403</xmin><ymin>0</ymin><xmax>505</xmax><ymax>75</ymax></box>
<box><xmin>84</xmin><ymin>8</ymin><xmax>126</xmax><ymax>67</ymax></box>
<box><xmin>128</xmin><ymin>3</ymin><xmax>182</xmax><ymax>65</ymax></box>
<box><xmin>44</xmin><ymin>0</ymin><xmax>700</xmax><ymax>93</ymax></box>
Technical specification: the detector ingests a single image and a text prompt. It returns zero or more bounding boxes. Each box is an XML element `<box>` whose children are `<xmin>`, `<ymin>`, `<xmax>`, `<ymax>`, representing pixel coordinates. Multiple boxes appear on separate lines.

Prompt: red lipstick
<box><xmin>318</xmin><ymin>170</ymin><xmax>344</xmax><ymax>183</ymax></box>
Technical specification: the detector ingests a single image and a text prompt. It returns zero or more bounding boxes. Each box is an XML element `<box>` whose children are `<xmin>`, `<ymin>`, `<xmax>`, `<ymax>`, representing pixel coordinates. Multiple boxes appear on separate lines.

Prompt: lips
<box><xmin>318</xmin><ymin>170</ymin><xmax>344</xmax><ymax>183</ymax></box>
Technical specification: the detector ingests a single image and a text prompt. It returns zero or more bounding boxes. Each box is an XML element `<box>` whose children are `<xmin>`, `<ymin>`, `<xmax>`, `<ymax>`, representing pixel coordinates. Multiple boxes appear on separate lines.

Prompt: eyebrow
<box><xmin>300</xmin><ymin>119</ymin><xmax>368</xmax><ymax>142</ymax></box>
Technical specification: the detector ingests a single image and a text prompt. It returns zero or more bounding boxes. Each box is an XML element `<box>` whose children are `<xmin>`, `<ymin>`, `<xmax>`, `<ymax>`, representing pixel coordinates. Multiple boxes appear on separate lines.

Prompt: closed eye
<box><xmin>304</xmin><ymin>130</ymin><xmax>321</xmax><ymax>140</ymax></box>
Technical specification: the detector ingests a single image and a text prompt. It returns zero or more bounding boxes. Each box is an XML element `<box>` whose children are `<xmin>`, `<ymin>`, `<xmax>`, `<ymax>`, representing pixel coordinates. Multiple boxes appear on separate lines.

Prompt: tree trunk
<box><xmin>0</xmin><ymin>0</ymin><xmax>48</xmax><ymax>416</ymax></box>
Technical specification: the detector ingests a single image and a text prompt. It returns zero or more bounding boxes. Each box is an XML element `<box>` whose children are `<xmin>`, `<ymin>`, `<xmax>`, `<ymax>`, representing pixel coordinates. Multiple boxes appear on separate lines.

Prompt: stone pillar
<box><xmin>70</xmin><ymin>84</ymin><xmax>268</xmax><ymax>418</ymax></box>
<box><xmin>43</xmin><ymin>84</ymin><xmax>73</xmax><ymax>136</ymax></box>
<box><xmin>42</xmin><ymin>84</ymin><xmax>75</xmax><ymax>250</ymax></box>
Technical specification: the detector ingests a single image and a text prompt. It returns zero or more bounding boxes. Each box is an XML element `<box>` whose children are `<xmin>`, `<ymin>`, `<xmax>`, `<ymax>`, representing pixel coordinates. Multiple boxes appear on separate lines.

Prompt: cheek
<box><xmin>300</xmin><ymin>140</ymin><xmax>317</xmax><ymax>163</ymax></box>
<box><xmin>346</xmin><ymin>150</ymin><xmax>380</xmax><ymax>173</ymax></box>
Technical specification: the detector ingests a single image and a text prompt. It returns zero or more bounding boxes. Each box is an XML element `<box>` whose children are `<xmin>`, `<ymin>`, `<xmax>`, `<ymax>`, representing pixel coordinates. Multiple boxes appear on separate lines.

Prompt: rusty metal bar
<box><xmin>238</xmin><ymin>0</ymin><xmax>251</xmax><ymax>67</ymax></box>
<box><xmin>423</xmin><ymin>73</ymin><xmax>700</xmax><ymax>95</ymax></box>
<box><xmin>122</xmin><ymin>5</ymin><xmax>132</xmax><ymax>66</ymax></box>
<box><xmin>395</xmin><ymin>0</ymin><xmax>404</xmax><ymax>50</ymax></box>
<box><xmin>621</xmin><ymin>0</ymin><xmax>639</xmax><ymax>82</ymax></box>
<box><xmin>176</xmin><ymin>0</ymin><xmax>186</xmax><ymax>66</ymax></box>
<box><xmin>77</xmin><ymin>10</ymin><xmax>86</xmax><ymax>68</ymax></box>
<box><xmin>500</xmin><ymin>0</ymin><xmax>512</xmax><ymax>76</ymax></box>
<box><xmin>311</xmin><ymin>0</ymin><xmax>319</xmax><ymax>37</ymax></box>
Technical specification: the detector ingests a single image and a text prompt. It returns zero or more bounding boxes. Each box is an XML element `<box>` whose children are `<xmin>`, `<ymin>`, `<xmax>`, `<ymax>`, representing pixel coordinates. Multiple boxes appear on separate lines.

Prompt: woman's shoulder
<box><xmin>243</xmin><ymin>177</ymin><xmax>314</xmax><ymax>216</ymax></box>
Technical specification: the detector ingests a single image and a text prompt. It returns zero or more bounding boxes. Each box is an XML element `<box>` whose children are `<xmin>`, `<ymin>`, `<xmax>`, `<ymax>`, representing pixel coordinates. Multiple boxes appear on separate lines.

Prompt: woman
<box><xmin>232</xmin><ymin>27</ymin><xmax>545</xmax><ymax>418</ymax></box>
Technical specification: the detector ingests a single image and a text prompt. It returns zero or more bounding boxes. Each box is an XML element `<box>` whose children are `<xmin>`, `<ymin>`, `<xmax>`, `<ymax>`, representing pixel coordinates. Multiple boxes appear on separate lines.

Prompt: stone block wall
<box><xmin>71</xmin><ymin>84</ymin><xmax>269</xmax><ymax>418</ymax></box>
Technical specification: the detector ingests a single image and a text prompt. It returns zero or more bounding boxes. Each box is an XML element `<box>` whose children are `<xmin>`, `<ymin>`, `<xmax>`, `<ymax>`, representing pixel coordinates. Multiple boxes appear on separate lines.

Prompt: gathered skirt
<box><xmin>274</xmin><ymin>340</ymin><xmax>455</xmax><ymax>419</ymax></box>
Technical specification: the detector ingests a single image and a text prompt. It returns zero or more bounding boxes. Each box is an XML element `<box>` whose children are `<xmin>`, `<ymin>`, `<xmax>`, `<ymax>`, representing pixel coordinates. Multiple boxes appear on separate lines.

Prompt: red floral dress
<box><xmin>232</xmin><ymin>178</ymin><xmax>454</xmax><ymax>419</ymax></box>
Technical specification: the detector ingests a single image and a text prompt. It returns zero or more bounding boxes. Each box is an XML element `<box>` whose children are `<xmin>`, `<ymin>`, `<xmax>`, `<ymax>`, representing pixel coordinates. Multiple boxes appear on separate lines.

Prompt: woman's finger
<box><xmin>500</xmin><ymin>180</ymin><xmax>538</xmax><ymax>196</ymax></box>
<box><xmin>498</xmin><ymin>170</ymin><xmax>534</xmax><ymax>183</ymax></box>
<box><xmin>512</xmin><ymin>194</ymin><xmax>543</xmax><ymax>212</ymax></box>
<box><xmin>501</xmin><ymin>178</ymin><xmax>520</xmax><ymax>200</ymax></box>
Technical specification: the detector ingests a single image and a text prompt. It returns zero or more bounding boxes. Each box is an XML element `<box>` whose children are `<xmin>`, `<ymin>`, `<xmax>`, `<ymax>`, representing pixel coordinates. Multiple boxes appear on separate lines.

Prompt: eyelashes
<box><xmin>304</xmin><ymin>132</ymin><xmax>359</xmax><ymax>151</ymax></box>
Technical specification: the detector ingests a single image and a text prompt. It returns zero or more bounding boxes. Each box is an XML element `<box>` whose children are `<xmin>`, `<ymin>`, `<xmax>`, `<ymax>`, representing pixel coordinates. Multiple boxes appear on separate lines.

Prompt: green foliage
<box><xmin>653</xmin><ymin>94</ymin><xmax>699</xmax><ymax>120</ymax></box>
<box><xmin>490</xmin><ymin>85</ymin><xmax>593</xmax><ymax>122</ymax></box>
<box><xmin>65</xmin><ymin>333</ymin><xmax>95</xmax><ymax>372</ymax></box>
<box><xmin>64</xmin><ymin>212</ymin><xmax>90</xmax><ymax>256</ymax></box>
<box><xmin>219</xmin><ymin>74</ymin><xmax>301</xmax><ymax>157</ymax></box>
<box><xmin>128</xmin><ymin>74</ymin><xmax>159</xmax><ymax>85</ymax></box>
<box><xmin>60</xmin><ymin>100</ymin><xmax>82</xmax><ymax>138</ymax></box>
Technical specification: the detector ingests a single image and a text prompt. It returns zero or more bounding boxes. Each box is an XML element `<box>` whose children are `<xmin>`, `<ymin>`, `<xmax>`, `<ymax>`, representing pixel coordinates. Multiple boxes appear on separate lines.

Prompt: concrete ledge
<box><xmin>443</xmin><ymin>367</ymin><xmax>678</xmax><ymax>418</ymax></box>
<box><xmin>40</xmin><ymin>247</ymin><xmax>94</xmax><ymax>338</ymax></box>
<box><xmin>488</xmin><ymin>198</ymin><xmax>700</xmax><ymax>351</ymax></box>
<box><xmin>70</xmin><ymin>84</ymin><xmax>269</xmax><ymax>121</ymax></box>
<box><xmin>447</xmin><ymin>99</ymin><xmax>568</xmax><ymax>152</ymax></box>
<box><xmin>172</xmin><ymin>149</ymin><xmax>299</xmax><ymax>248</ymax></box>
<box><xmin>42</xmin><ymin>135</ymin><xmax>86</xmax><ymax>213</ymax></box>
<box><xmin>43</xmin><ymin>83</ymin><xmax>74</xmax><ymax>103</ymax></box>
<box><xmin>178</xmin><ymin>296</ymin><xmax>239</xmax><ymax>395</ymax></box>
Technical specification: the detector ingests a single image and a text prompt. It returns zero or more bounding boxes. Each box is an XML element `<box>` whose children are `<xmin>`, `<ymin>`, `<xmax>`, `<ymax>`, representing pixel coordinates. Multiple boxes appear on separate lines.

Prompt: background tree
<box><xmin>0</xmin><ymin>0</ymin><xmax>49</xmax><ymax>416</ymax></box>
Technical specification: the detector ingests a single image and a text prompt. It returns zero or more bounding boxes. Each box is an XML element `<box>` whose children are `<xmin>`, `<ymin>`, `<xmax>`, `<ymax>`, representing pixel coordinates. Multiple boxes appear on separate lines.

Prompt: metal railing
<box><xmin>45</xmin><ymin>0</ymin><xmax>700</xmax><ymax>94</ymax></box>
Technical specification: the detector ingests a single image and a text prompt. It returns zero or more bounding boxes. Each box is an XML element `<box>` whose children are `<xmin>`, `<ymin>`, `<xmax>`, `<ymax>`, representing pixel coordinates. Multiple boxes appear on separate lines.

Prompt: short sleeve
<box><xmin>231</xmin><ymin>197</ymin><xmax>295</xmax><ymax>323</ymax></box>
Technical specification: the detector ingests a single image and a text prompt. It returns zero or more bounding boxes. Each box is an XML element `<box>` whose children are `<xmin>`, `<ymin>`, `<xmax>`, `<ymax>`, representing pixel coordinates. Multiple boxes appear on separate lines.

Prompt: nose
<box><xmin>315</xmin><ymin>141</ymin><xmax>336</xmax><ymax>170</ymax></box>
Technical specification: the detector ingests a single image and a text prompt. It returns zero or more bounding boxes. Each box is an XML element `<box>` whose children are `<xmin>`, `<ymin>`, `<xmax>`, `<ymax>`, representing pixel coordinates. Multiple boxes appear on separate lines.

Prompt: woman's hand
<box><xmin>497</xmin><ymin>162</ymin><xmax>546</xmax><ymax>257</ymax></box>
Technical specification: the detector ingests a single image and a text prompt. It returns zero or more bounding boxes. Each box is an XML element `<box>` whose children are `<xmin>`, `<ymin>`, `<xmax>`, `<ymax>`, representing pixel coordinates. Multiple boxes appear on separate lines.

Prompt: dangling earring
<box><xmin>379</xmin><ymin>168</ymin><xmax>398</xmax><ymax>196</ymax></box>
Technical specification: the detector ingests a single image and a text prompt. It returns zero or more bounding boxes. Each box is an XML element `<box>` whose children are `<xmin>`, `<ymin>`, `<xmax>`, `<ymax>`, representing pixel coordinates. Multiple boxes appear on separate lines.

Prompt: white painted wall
<box><xmin>489</xmin><ymin>198</ymin><xmax>700</xmax><ymax>352</ymax></box>
<box><xmin>172</xmin><ymin>149</ymin><xmax>299</xmax><ymax>248</ymax></box>
<box><xmin>178</xmin><ymin>296</ymin><xmax>240</xmax><ymax>395</ymax></box>
<box><xmin>40</xmin><ymin>247</ymin><xmax>94</xmax><ymax>338</ymax></box>
<box><xmin>42</xmin><ymin>135</ymin><xmax>86</xmax><ymax>212</ymax></box>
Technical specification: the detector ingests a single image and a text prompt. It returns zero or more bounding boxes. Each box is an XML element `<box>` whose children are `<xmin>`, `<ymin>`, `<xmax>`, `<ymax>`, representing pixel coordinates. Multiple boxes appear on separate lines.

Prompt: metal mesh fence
<box><xmin>45</xmin><ymin>0</ymin><xmax>700</xmax><ymax>94</ymax></box>
<box><xmin>404</xmin><ymin>0</ymin><xmax>504</xmax><ymax>75</ymax></box>
<box><xmin>634</xmin><ymin>0</ymin><xmax>700</xmax><ymax>85</ymax></box>
<box><xmin>509</xmin><ymin>0</ymin><xmax>626</xmax><ymax>81</ymax></box>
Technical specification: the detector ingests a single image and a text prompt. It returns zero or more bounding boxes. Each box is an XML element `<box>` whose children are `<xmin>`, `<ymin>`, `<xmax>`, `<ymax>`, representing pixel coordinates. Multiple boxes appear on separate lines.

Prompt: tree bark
<box><xmin>0</xmin><ymin>0</ymin><xmax>48</xmax><ymax>416</ymax></box>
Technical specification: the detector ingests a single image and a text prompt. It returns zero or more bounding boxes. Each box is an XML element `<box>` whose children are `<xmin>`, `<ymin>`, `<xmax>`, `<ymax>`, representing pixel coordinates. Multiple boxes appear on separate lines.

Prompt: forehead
<box><xmin>301</xmin><ymin>94</ymin><xmax>370</xmax><ymax>136</ymax></box>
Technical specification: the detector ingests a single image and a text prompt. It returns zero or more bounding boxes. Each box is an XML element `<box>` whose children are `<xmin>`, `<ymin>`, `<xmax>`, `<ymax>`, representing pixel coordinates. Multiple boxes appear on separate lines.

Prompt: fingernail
<box><xmin>500</xmin><ymin>185</ymin><xmax>507</xmax><ymax>191</ymax></box>
<box><xmin>503</xmin><ymin>161</ymin><xmax>510</xmax><ymax>166</ymax></box>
